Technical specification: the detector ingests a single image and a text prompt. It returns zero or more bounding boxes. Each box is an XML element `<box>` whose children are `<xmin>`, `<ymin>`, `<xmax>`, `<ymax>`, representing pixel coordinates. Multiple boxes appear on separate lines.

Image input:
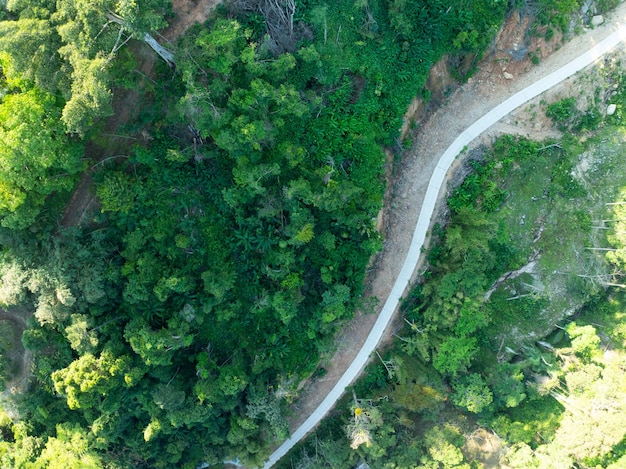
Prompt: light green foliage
<box><xmin>124</xmin><ymin>317</ymin><xmax>193</xmax><ymax>367</ymax></box>
<box><xmin>608</xmin><ymin>454</ymin><xmax>626</xmax><ymax>469</ymax></box>
<box><xmin>114</xmin><ymin>0</ymin><xmax>168</xmax><ymax>34</ymax></box>
<box><xmin>0</xmin><ymin>257</ymin><xmax>28</xmax><ymax>307</ymax></box>
<box><xmin>553</xmin><ymin>350</ymin><xmax>626</xmax><ymax>463</ymax></box>
<box><xmin>502</xmin><ymin>325</ymin><xmax>626</xmax><ymax>467</ymax></box>
<box><xmin>346</xmin><ymin>401</ymin><xmax>384</xmax><ymax>451</ymax></box>
<box><xmin>433</xmin><ymin>336</ymin><xmax>477</xmax><ymax>376</ymax></box>
<box><xmin>0</xmin><ymin>0</ymin><xmax>167</xmax><ymax>227</ymax></box>
<box><xmin>35</xmin><ymin>424</ymin><xmax>103</xmax><ymax>469</ymax></box>
<box><xmin>0</xmin><ymin>421</ymin><xmax>43</xmax><ymax>468</ymax></box>
<box><xmin>452</xmin><ymin>373</ymin><xmax>493</xmax><ymax>414</ymax></box>
<box><xmin>607</xmin><ymin>186</ymin><xmax>626</xmax><ymax>269</ymax></box>
<box><xmin>2</xmin><ymin>0</ymin><xmax>168</xmax><ymax>136</ymax></box>
<box><xmin>504</xmin><ymin>443</ymin><xmax>538</xmax><ymax>468</ymax></box>
<box><xmin>52</xmin><ymin>350</ymin><xmax>131</xmax><ymax>410</ymax></box>
<box><xmin>0</xmin><ymin>88</ymin><xmax>83</xmax><ymax>228</ymax></box>
<box><xmin>96</xmin><ymin>170</ymin><xmax>136</xmax><ymax>213</ymax></box>
<box><xmin>422</xmin><ymin>424</ymin><xmax>467</xmax><ymax>468</ymax></box>
<box><xmin>0</xmin><ymin>421</ymin><xmax>103</xmax><ymax>469</ymax></box>
<box><xmin>0</xmin><ymin>18</ymin><xmax>62</xmax><ymax>92</ymax></box>
<box><xmin>246</xmin><ymin>391</ymin><xmax>289</xmax><ymax>440</ymax></box>
<box><xmin>392</xmin><ymin>380</ymin><xmax>446</xmax><ymax>415</ymax></box>
<box><xmin>61</xmin><ymin>56</ymin><xmax>112</xmax><ymax>134</ymax></box>
<box><xmin>193</xmin><ymin>18</ymin><xmax>245</xmax><ymax>75</ymax></box>
<box><xmin>64</xmin><ymin>314</ymin><xmax>98</xmax><ymax>354</ymax></box>
<box><xmin>565</xmin><ymin>322</ymin><xmax>601</xmax><ymax>362</ymax></box>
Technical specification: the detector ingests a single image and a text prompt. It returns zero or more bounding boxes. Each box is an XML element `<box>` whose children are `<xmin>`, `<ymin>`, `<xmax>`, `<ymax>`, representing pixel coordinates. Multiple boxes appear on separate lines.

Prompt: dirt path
<box><xmin>1</xmin><ymin>308</ymin><xmax>32</xmax><ymax>396</ymax></box>
<box><xmin>162</xmin><ymin>0</ymin><xmax>223</xmax><ymax>41</ymax></box>
<box><xmin>60</xmin><ymin>0</ymin><xmax>221</xmax><ymax>228</ymax></box>
<box><xmin>267</xmin><ymin>2</ymin><xmax>626</xmax><ymax>466</ymax></box>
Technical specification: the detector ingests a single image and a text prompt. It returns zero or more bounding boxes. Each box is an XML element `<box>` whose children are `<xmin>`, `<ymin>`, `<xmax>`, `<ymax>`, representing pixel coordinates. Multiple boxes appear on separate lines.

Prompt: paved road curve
<box><xmin>262</xmin><ymin>14</ymin><xmax>626</xmax><ymax>469</ymax></box>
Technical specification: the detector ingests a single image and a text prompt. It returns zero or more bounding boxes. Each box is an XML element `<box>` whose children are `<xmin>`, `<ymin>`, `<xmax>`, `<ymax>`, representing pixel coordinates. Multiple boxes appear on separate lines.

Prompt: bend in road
<box><xmin>262</xmin><ymin>10</ymin><xmax>626</xmax><ymax>469</ymax></box>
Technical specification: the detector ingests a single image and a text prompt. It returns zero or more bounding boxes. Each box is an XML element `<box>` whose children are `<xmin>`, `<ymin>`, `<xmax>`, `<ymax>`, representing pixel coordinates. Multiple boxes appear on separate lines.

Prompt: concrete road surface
<box><xmin>262</xmin><ymin>10</ymin><xmax>626</xmax><ymax>469</ymax></box>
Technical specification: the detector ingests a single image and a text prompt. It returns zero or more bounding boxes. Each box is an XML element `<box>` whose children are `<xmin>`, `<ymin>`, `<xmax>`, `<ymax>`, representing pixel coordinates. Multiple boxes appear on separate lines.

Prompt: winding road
<box><xmin>262</xmin><ymin>6</ymin><xmax>626</xmax><ymax>469</ymax></box>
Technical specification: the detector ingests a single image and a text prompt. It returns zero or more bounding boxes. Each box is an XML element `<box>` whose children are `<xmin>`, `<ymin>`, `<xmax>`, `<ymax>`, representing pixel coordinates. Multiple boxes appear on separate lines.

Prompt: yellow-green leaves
<box><xmin>0</xmin><ymin>88</ymin><xmax>83</xmax><ymax>228</ymax></box>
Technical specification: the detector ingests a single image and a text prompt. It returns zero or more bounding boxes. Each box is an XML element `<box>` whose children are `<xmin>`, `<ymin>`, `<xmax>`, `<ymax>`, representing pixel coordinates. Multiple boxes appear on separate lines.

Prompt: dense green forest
<box><xmin>2</xmin><ymin>0</ymin><xmax>622</xmax><ymax>467</ymax></box>
<box><xmin>279</xmin><ymin>49</ymin><xmax>626</xmax><ymax>468</ymax></box>
<box><xmin>0</xmin><ymin>0</ymin><xmax>517</xmax><ymax>467</ymax></box>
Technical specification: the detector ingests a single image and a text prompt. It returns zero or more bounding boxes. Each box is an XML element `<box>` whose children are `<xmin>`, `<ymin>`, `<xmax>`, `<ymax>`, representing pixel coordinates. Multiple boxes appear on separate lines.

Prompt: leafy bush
<box><xmin>546</xmin><ymin>97</ymin><xmax>578</xmax><ymax>130</ymax></box>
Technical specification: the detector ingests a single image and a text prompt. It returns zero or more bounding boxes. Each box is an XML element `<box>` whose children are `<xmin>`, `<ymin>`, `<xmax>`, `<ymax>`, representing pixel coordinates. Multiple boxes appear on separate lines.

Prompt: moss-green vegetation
<box><xmin>537</xmin><ymin>0</ymin><xmax>583</xmax><ymax>33</ymax></box>
<box><xmin>280</xmin><ymin>60</ymin><xmax>626</xmax><ymax>468</ymax></box>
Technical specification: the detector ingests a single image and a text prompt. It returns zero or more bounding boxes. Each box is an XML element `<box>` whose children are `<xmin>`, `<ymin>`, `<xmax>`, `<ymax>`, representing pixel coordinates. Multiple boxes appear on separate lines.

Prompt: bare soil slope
<box><xmin>163</xmin><ymin>0</ymin><xmax>223</xmax><ymax>41</ymax></box>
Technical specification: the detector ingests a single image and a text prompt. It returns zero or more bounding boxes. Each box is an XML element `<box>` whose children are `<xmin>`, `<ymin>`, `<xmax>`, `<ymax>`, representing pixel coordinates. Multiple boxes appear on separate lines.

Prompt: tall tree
<box><xmin>0</xmin><ymin>88</ymin><xmax>83</xmax><ymax>228</ymax></box>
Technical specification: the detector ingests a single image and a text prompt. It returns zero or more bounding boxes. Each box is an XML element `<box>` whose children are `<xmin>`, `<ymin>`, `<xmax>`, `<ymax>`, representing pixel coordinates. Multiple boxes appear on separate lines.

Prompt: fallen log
<box><xmin>107</xmin><ymin>12</ymin><xmax>175</xmax><ymax>66</ymax></box>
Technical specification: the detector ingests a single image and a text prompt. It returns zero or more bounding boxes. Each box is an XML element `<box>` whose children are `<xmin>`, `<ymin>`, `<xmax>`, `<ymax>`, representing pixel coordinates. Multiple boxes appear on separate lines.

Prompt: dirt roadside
<box><xmin>52</xmin><ymin>0</ymin><xmax>626</xmax><ymax>463</ymax></box>
<box><xmin>285</xmin><ymin>0</ymin><xmax>626</xmax><ymax>443</ymax></box>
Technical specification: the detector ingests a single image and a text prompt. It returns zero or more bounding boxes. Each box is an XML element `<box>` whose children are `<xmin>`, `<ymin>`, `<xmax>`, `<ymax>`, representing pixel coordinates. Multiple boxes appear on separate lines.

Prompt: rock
<box><xmin>592</xmin><ymin>15</ymin><xmax>604</xmax><ymax>27</ymax></box>
<box><xmin>503</xmin><ymin>71</ymin><xmax>514</xmax><ymax>80</ymax></box>
<box><xmin>467</xmin><ymin>77</ymin><xmax>473</xmax><ymax>84</ymax></box>
<box><xmin>581</xmin><ymin>0</ymin><xmax>593</xmax><ymax>16</ymax></box>
<box><xmin>607</xmin><ymin>104</ymin><xmax>617</xmax><ymax>116</ymax></box>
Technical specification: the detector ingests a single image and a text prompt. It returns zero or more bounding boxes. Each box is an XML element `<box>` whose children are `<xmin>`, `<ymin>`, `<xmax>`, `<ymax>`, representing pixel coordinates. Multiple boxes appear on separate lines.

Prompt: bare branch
<box><xmin>106</xmin><ymin>12</ymin><xmax>175</xmax><ymax>66</ymax></box>
<box><xmin>537</xmin><ymin>142</ymin><xmax>562</xmax><ymax>151</ymax></box>
<box><xmin>91</xmin><ymin>155</ymin><xmax>129</xmax><ymax>169</ymax></box>
<box><xmin>239</xmin><ymin>0</ymin><xmax>297</xmax><ymax>53</ymax></box>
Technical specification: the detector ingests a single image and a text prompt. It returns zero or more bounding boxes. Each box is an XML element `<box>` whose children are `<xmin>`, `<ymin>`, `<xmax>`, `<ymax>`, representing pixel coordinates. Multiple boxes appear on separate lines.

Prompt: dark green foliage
<box><xmin>0</xmin><ymin>0</ymin><xmax>511</xmax><ymax>466</ymax></box>
<box><xmin>353</xmin><ymin>362</ymin><xmax>390</xmax><ymax>397</ymax></box>
<box><xmin>573</xmin><ymin>108</ymin><xmax>601</xmax><ymax>132</ymax></box>
<box><xmin>546</xmin><ymin>96</ymin><xmax>603</xmax><ymax>134</ymax></box>
<box><xmin>284</xmin><ymin>54</ymin><xmax>626</xmax><ymax>467</ymax></box>
<box><xmin>0</xmin><ymin>0</ymin><xmax>170</xmax><ymax>136</ymax></box>
<box><xmin>546</xmin><ymin>97</ymin><xmax>578</xmax><ymax>130</ymax></box>
<box><xmin>488</xmin><ymin>362</ymin><xmax>527</xmax><ymax>409</ymax></box>
<box><xmin>0</xmin><ymin>88</ymin><xmax>84</xmax><ymax>229</ymax></box>
<box><xmin>537</xmin><ymin>0</ymin><xmax>583</xmax><ymax>32</ymax></box>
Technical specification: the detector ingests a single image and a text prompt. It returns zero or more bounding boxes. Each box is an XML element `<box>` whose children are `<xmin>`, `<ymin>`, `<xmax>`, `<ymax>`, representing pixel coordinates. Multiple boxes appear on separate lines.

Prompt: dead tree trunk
<box><xmin>236</xmin><ymin>0</ymin><xmax>297</xmax><ymax>53</ymax></box>
<box><xmin>106</xmin><ymin>13</ymin><xmax>175</xmax><ymax>66</ymax></box>
<box><xmin>142</xmin><ymin>33</ymin><xmax>175</xmax><ymax>66</ymax></box>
